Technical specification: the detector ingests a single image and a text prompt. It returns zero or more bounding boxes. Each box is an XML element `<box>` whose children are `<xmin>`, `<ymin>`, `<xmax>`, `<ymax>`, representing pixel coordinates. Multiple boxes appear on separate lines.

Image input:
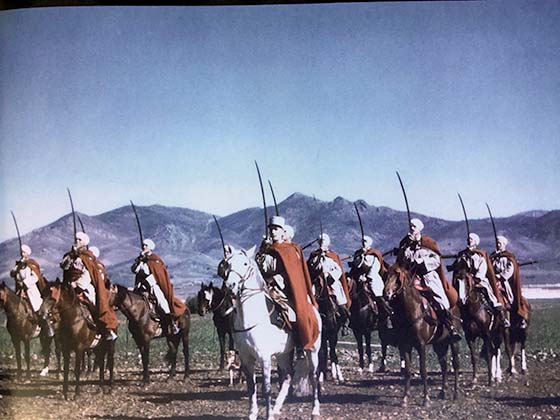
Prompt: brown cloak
<box><xmin>495</xmin><ymin>251</ymin><xmax>529</xmax><ymax>319</ymax></box>
<box><xmin>146</xmin><ymin>253</ymin><xmax>187</xmax><ymax>317</ymax></box>
<box><xmin>271</xmin><ymin>242</ymin><xmax>319</xmax><ymax>350</ymax></box>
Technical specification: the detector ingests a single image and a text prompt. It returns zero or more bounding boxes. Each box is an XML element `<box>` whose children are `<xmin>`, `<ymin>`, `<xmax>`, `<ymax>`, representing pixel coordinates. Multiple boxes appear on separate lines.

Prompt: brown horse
<box><xmin>451</xmin><ymin>256</ymin><xmax>506</xmax><ymax>385</ymax></box>
<box><xmin>197</xmin><ymin>282</ymin><xmax>234</xmax><ymax>370</ymax></box>
<box><xmin>50</xmin><ymin>281</ymin><xmax>115</xmax><ymax>399</ymax></box>
<box><xmin>0</xmin><ymin>281</ymin><xmax>56</xmax><ymax>380</ymax></box>
<box><xmin>506</xmin><ymin>299</ymin><xmax>531</xmax><ymax>375</ymax></box>
<box><xmin>384</xmin><ymin>264</ymin><xmax>460</xmax><ymax>407</ymax></box>
<box><xmin>108</xmin><ymin>283</ymin><xmax>190</xmax><ymax>382</ymax></box>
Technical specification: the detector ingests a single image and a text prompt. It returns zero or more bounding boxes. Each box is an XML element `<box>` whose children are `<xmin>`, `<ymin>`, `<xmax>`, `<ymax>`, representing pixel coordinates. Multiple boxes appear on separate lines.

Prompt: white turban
<box><xmin>143</xmin><ymin>238</ymin><xmax>155</xmax><ymax>251</ymax></box>
<box><xmin>284</xmin><ymin>225</ymin><xmax>294</xmax><ymax>240</ymax></box>
<box><xmin>21</xmin><ymin>244</ymin><xmax>31</xmax><ymax>256</ymax></box>
<box><xmin>497</xmin><ymin>235</ymin><xmax>508</xmax><ymax>247</ymax></box>
<box><xmin>410</xmin><ymin>218</ymin><xmax>424</xmax><ymax>232</ymax></box>
<box><xmin>90</xmin><ymin>246</ymin><xmax>100</xmax><ymax>258</ymax></box>
<box><xmin>362</xmin><ymin>235</ymin><xmax>373</xmax><ymax>248</ymax></box>
<box><xmin>269</xmin><ymin>216</ymin><xmax>286</xmax><ymax>230</ymax></box>
<box><xmin>76</xmin><ymin>231</ymin><xmax>90</xmax><ymax>246</ymax></box>
<box><xmin>319</xmin><ymin>233</ymin><xmax>330</xmax><ymax>248</ymax></box>
<box><xmin>468</xmin><ymin>233</ymin><xmax>480</xmax><ymax>246</ymax></box>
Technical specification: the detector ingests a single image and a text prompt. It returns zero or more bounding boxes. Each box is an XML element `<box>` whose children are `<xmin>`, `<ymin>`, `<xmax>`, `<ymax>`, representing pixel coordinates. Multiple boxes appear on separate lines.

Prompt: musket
<box><xmin>10</xmin><ymin>211</ymin><xmax>23</xmax><ymax>259</ymax></box>
<box><xmin>77</xmin><ymin>214</ymin><xmax>86</xmax><ymax>234</ymax></box>
<box><xmin>302</xmin><ymin>238</ymin><xmax>319</xmax><ymax>250</ymax></box>
<box><xmin>354</xmin><ymin>202</ymin><xmax>365</xmax><ymax>244</ymax></box>
<box><xmin>130</xmin><ymin>200</ymin><xmax>144</xmax><ymax>248</ymax></box>
<box><xmin>458</xmin><ymin>193</ymin><xmax>470</xmax><ymax>242</ymax></box>
<box><xmin>396</xmin><ymin>171</ymin><xmax>411</xmax><ymax>229</ymax></box>
<box><xmin>255</xmin><ymin>161</ymin><xmax>268</xmax><ymax>238</ymax></box>
<box><xmin>67</xmin><ymin>187</ymin><xmax>77</xmax><ymax>239</ymax></box>
<box><xmin>213</xmin><ymin>215</ymin><xmax>226</xmax><ymax>258</ymax></box>
<box><xmin>485</xmin><ymin>203</ymin><xmax>499</xmax><ymax>251</ymax></box>
<box><xmin>518</xmin><ymin>260</ymin><xmax>539</xmax><ymax>268</ymax></box>
<box><xmin>268</xmin><ymin>180</ymin><xmax>280</xmax><ymax>217</ymax></box>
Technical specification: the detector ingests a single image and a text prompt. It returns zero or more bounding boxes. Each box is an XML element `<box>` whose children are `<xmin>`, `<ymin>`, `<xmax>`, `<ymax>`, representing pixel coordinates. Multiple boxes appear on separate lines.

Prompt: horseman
<box><xmin>256</xmin><ymin>216</ymin><xmax>319</xmax><ymax>358</ymax></box>
<box><xmin>491</xmin><ymin>235</ymin><xmax>530</xmax><ymax>329</ymax></box>
<box><xmin>395</xmin><ymin>218</ymin><xmax>461</xmax><ymax>341</ymax></box>
<box><xmin>307</xmin><ymin>233</ymin><xmax>351</xmax><ymax>334</ymax></box>
<box><xmin>60</xmin><ymin>232</ymin><xmax>119</xmax><ymax>341</ymax></box>
<box><xmin>455</xmin><ymin>233</ymin><xmax>510</xmax><ymax>327</ymax></box>
<box><xmin>131</xmin><ymin>238</ymin><xmax>187</xmax><ymax>335</ymax></box>
<box><xmin>10</xmin><ymin>244</ymin><xmax>53</xmax><ymax>337</ymax></box>
<box><xmin>350</xmin><ymin>235</ymin><xmax>393</xmax><ymax>329</ymax></box>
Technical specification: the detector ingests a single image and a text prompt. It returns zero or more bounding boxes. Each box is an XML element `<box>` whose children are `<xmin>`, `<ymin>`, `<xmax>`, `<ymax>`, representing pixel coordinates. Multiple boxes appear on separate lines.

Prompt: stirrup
<box><xmin>520</xmin><ymin>319</ymin><xmax>528</xmax><ymax>329</ymax></box>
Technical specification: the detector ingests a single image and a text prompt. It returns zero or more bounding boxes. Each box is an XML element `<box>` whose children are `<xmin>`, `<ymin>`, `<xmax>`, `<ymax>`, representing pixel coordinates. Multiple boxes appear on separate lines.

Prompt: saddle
<box><xmin>76</xmin><ymin>292</ymin><xmax>98</xmax><ymax>330</ymax></box>
<box><xmin>412</xmin><ymin>278</ymin><xmax>440</xmax><ymax>326</ymax></box>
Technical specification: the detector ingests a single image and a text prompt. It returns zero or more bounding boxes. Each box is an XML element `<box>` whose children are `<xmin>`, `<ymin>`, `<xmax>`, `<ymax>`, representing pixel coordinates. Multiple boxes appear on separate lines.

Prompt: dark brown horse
<box><xmin>506</xmin><ymin>300</ymin><xmax>531</xmax><ymax>375</ymax></box>
<box><xmin>51</xmin><ymin>281</ymin><xmax>115</xmax><ymax>399</ymax></box>
<box><xmin>451</xmin><ymin>256</ymin><xmax>506</xmax><ymax>385</ymax></box>
<box><xmin>384</xmin><ymin>264</ymin><xmax>460</xmax><ymax>407</ymax></box>
<box><xmin>0</xmin><ymin>281</ymin><xmax>56</xmax><ymax>380</ymax></box>
<box><xmin>197</xmin><ymin>282</ymin><xmax>234</xmax><ymax>370</ymax></box>
<box><xmin>108</xmin><ymin>283</ymin><xmax>190</xmax><ymax>382</ymax></box>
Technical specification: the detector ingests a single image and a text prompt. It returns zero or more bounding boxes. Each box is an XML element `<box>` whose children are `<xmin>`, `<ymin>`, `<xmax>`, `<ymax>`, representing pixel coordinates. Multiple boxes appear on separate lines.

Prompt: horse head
<box><xmin>0</xmin><ymin>281</ymin><xmax>8</xmax><ymax>308</ymax></box>
<box><xmin>221</xmin><ymin>245</ymin><xmax>260</xmax><ymax>296</ymax></box>
<box><xmin>197</xmin><ymin>282</ymin><xmax>214</xmax><ymax>316</ymax></box>
<box><xmin>383</xmin><ymin>264</ymin><xmax>408</xmax><ymax>301</ymax></box>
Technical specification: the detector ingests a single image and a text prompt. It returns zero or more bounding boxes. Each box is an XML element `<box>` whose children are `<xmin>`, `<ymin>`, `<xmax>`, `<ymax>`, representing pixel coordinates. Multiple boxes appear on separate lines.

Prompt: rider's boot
<box><xmin>440</xmin><ymin>309</ymin><xmax>462</xmax><ymax>342</ymax></box>
<box><xmin>375</xmin><ymin>297</ymin><xmax>394</xmax><ymax>329</ymax></box>
<box><xmin>338</xmin><ymin>305</ymin><xmax>350</xmax><ymax>336</ymax></box>
<box><xmin>495</xmin><ymin>306</ymin><xmax>511</xmax><ymax>328</ymax></box>
<box><xmin>164</xmin><ymin>313</ymin><xmax>180</xmax><ymax>336</ymax></box>
<box><xmin>292</xmin><ymin>323</ymin><xmax>305</xmax><ymax>360</ymax></box>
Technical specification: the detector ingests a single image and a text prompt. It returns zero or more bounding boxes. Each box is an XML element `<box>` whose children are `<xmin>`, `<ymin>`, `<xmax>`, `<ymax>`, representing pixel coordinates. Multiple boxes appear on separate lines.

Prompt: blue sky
<box><xmin>1</xmin><ymin>2</ymin><xmax>559</xmax><ymax>242</ymax></box>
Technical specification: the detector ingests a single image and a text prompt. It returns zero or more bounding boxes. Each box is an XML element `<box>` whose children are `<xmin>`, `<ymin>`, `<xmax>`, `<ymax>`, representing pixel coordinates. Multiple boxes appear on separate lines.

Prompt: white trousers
<box><xmin>145</xmin><ymin>274</ymin><xmax>170</xmax><ymax>314</ymax></box>
<box><xmin>331</xmin><ymin>279</ymin><xmax>348</xmax><ymax>306</ymax></box>
<box><xmin>424</xmin><ymin>271</ymin><xmax>450</xmax><ymax>309</ymax></box>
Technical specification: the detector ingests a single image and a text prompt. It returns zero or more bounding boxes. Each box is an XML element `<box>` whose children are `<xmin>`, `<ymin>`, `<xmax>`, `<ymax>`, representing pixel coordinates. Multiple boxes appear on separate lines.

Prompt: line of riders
<box><xmin>9</xmin><ymin>214</ymin><xmax>529</xmax><ymax>361</ymax></box>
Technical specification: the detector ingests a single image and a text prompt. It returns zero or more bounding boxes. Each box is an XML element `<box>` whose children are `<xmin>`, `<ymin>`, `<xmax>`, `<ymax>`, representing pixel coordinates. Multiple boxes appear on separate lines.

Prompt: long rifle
<box><xmin>130</xmin><ymin>200</ymin><xmax>144</xmax><ymax>248</ymax></box>
<box><xmin>485</xmin><ymin>203</ymin><xmax>499</xmax><ymax>251</ymax></box>
<box><xmin>396</xmin><ymin>171</ymin><xmax>411</xmax><ymax>229</ymax></box>
<box><xmin>67</xmin><ymin>187</ymin><xmax>77</xmax><ymax>239</ymax></box>
<box><xmin>354</xmin><ymin>202</ymin><xmax>365</xmax><ymax>244</ymax></box>
<box><xmin>255</xmin><ymin>161</ymin><xmax>268</xmax><ymax>238</ymax></box>
<box><xmin>213</xmin><ymin>215</ymin><xmax>226</xmax><ymax>258</ymax></box>
<box><xmin>10</xmin><ymin>211</ymin><xmax>23</xmax><ymax>259</ymax></box>
<box><xmin>268</xmin><ymin>180</ymin><xmax>280</xmax><ymax>217</ymax></box>
<box><xmin>458</xmin><ymin>193</ymin><xmax>470</xmax><ymax>242</ymax></box>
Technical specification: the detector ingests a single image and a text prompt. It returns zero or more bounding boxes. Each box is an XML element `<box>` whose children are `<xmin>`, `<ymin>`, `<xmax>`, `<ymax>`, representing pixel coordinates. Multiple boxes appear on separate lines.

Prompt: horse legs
<box><xmin>365</xmin><ymin>331</ymin><xmax>374</xmax><ymax>373</ymax></box>
<box><xmin>74</xmin><ymin>351</ymin><xmax>83</xmax><ymax>398</ymax></box>
<box><xmin>318</xmin><ymin>336</ymin><xmax>328</xmax><ymax>383</ymax></box>
<box><xmin>11</xmin><ymin>336</ymin><xmax>22</xmax><ymax>380</ymax></box>
<box><xmin>140</xmin><ymin>344</ymin><xmax>150</xmax><ymax>383</ymax></box>
<box><xmin>521</xmin><ymin>344</ymin><xmax>528</xmax><ymax>373</ymax></box>
<box><xmin>102</xmin><ymin>340</ymin><xmax>115</xmax><ymax>394</ymax></box>
<box><xmin>240</xmin><ymin>358</ymin><xmax>257</xmax><ymax>420</ymax></box>
<box><xmin>450</xmin><ymin>341</ymin><xmax>460</xmax><ymax>401</ymax></box>
<box><xmin>354</xmin><ymin>330</ymin><xmax>365</xmax><ymax>373</ymax></box>
<box><xmin>63</xmin><ymin>350</ymin><xmax>71</xmax><ymax>400</ymax></box>
<box><xmin>261</xmin><ymin>357</ymin><xmax>273</xmax><ymax>420</ymax></box>
<box><xmin>308</xmin><ymin>348</ymin><xmax>321</xmax><ymax>418</ymax></box>
<box><xmin>378</xmin><ymin>341</ymin><xmax>388</xmax><ymax>373</ymax></box>
<box><xmin>466</xmin><ymin>337</ymin><xmax>479</xmax><ymax>384</ymax></box>
<box><xmin>329</xmin><ymin>335</ymin><xmax>344</xmax><ymax>383</ymax></box>
<box><xmin>509</xmin><ymin>340</ymin><xmax>518</xmax><ymax>375</ymax></box>
<box><xmin>166</xmin><ymin>337</ymin><xmax>178</xmax><ymax>379</ymax></box>
<box><xmin>218</xmin><ymin>329</ymin><xmax>226</xmax><ymax>370</ymax></box>
<box><xmin>400</xmin><ymin>348</ymin><xmax>412</xmax><ymax>407</ymax></box>
<box><xmin>181</xmin><ymin>329</ymin><xmax>190</xmax><ymax>380</ymax></box>
<box><xmin>419</xmin><ymin>345</ymin><xmax>430</xmax><ymax>407</ymax></box>
<box><xmin>39</xmin><ymin>333</ymin><xmax>52</xmax><ymax>377</ymax></box>
<box><xmin>434</xmin><ymin>343</ymin><xmax>448</xmax><ymax>400</ymax></box>
<box><xmin>273</xmin><ymin>352</ymin><xmax>292</xmax><ymax>416</ymax></box>
<box><xmin>24</xmin><ymin>339</ymin><xmax>31</xmax><ymax>379</ymax></box>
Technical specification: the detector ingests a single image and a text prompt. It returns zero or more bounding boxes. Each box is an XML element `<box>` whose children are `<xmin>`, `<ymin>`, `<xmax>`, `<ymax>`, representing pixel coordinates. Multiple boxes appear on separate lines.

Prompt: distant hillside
<box><xmin>1</xmin><ymin>194</ymin><xmax>558</xmax><ymax>298</ymax></box>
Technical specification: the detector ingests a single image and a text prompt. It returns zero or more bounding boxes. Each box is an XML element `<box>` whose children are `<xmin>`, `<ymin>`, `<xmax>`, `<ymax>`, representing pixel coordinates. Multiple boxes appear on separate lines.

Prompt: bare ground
<box><xmin>1</xmin><ymin>347</ymin><xmax>559</xmax><ymax>420</ymax></box>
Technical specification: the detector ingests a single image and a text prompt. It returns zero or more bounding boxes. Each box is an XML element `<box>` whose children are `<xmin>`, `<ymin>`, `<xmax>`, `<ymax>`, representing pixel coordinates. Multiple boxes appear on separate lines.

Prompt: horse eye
<box><xmin>244</xmin><ymin>262</ymin><xmax>248</xmax><ymax>266</ymax></box>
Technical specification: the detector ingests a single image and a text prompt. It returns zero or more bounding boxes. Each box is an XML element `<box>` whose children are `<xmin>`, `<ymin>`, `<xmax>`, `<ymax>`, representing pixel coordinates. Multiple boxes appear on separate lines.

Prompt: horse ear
<box><xmin>246</xmin><ymin>245</ymin><xmax>257</xmax><ymax>259</ymax></box>
<box><xmin>209</xmin><ymin>281</ymin><xmax>213</xmax><ymax>288</ymax></box>
<box><xmin>200</xmin><ymin>282</ymin><xmax>204</xmax><ymax>289</ymax></box>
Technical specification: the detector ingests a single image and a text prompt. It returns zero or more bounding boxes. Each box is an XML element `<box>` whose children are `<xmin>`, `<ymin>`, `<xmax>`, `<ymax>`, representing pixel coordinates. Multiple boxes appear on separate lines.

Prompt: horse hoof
<box><xmin>357</xmin><ymin>368</ymin><xmax>363</xmax><ymax>375</ymax></box>
<box><xmin>368</xmin><ymin>363</ymin><xmax>374</xmax><ymax>373</ymax></box>
<box><xmin>39</xmin><ymin>367</ymin><xmax>49</xmax><ymax>377</ymax></box>
<box><xmin>423</xmin><ymin>398</ymin><xmax>431</xmax><ymax>407</ymax></box>
<box><xmin>377</xmin><ymin>365</ymin><xmax>386</xmax><ymax>373</ymax></box>
<box><xmin>401</xmin><ymin>396</ymin><xmax>408</xmax><ymax>408</ymax></box>
<box><xmin>521</xmin><ymin>369</ymin><xmax>528</xmax><ymax>375</ymax></box>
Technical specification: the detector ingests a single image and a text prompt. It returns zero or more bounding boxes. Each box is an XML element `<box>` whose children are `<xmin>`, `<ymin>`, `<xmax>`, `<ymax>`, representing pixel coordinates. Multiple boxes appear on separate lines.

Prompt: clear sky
<box><xmin>1</xmin><ymin>2</ymin><xmax>559</xmax><ymax>242</ymax></box>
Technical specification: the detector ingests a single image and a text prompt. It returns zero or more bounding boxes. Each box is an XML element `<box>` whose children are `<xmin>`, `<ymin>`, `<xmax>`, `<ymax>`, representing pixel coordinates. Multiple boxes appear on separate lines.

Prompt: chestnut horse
<box><xmin>506</xmin><ymin>299</ymin><xmax>531</xmax><ymax>375</ymax></box>
<box><xmin>108</xmin><ymin>283</ymin><xmax>190</xmax><ymax>382</ymax></box>
<box><xmin>197</xmin><ymin>282</ymin><xmax>234</xmax><ymax>370</ymax></box>
<box><xmin>49</xmin><ymin>281</ymin><xmax>115</xmax><ymax>399</ymax></box>
<box><xmin>0</xmin><ymin>281</ymin><xmax>56</xmax><ymax>379</ymax></box>
<box><xmin>452</xmin><ymin>256</ymin><xmax>506</xmax><ymax>385</ymax></box>
<box><xmin>384</xmin><ymin>264</ymin><xmax>460</xmax><ymax>407</ymax></box>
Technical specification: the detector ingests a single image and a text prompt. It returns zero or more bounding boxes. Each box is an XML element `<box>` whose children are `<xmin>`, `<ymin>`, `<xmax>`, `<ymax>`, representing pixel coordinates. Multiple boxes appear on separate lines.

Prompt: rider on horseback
<box><xmin>395</xmin><ymin>218</ymin><xmax>462</xmax><ymax>341</ymax></box>
<box><xmin>256</xmin><ymin>216</ymin><xmax>319</xmax><ymax>359</ymax></box>
<box><xmin>60</xmin><ymin>232</ymin><xmax>119</xmax><ymax>341</ymax></box>
<box><xmin>455</xmin><ymin>233</ymin><xmax>510</xmax><ymax>328</ymax></box>
<box><xmin>10</xmin><ymin>244</ymin><xmax>54</xmax><ymax>338</ymax></box>
<box><xmin>350</xmin><ymin>235</ymin><xmax>393</xmax><ymax>329</ymax></box>
<box><xmin>307</xmin><ymin>233</ymin><xmax>352</xmax><ymax>335</ymax></box>
<box><xmin>131</xmin><ymin>238</ymin><xmax>187</xmax><ymax>336</ymax></box>
<box><xmin>491</xmin><ymin>236</ymin><xmax>530</xmax><ymax>329</ymax></box>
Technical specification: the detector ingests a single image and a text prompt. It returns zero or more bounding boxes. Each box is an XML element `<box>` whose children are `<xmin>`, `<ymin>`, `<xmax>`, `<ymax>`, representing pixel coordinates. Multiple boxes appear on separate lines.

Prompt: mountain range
<box><xmin>1</xmin><ymin>193</ymin><xmax>558</xmax><ymax>298</ymax></box>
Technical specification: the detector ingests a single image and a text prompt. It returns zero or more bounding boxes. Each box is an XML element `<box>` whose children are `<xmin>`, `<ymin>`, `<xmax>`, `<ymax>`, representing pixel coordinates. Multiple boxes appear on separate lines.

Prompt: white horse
<box><xmin>222</xmin><ymin>246</ymin><xmax>322</xmax><ymax>420</ymax></box>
